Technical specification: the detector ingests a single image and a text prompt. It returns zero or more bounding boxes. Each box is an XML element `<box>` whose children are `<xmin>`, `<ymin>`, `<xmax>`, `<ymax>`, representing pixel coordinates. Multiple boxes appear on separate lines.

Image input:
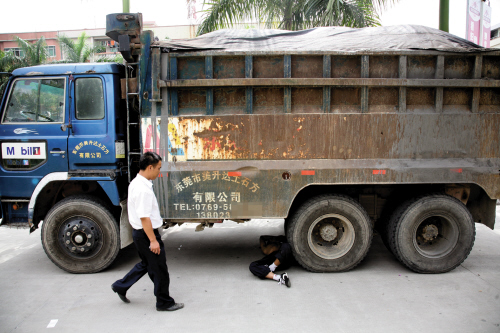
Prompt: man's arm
<box><xmin>141</xmin><ymin>217</ymin><xmax>160</xmax><ymax>255</ymax></box>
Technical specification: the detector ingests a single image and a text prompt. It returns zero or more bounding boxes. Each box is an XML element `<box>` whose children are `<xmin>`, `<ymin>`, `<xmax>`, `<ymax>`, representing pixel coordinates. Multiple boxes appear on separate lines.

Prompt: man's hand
<box><xmin>150</xmin><ymin>240</ymin><xmax>160</xmax><ymax>255</ymax></box>
<box><xmin>140</xmin><ymin>217</ymin><xmax>160</xmax><ymax>255</ymax></box>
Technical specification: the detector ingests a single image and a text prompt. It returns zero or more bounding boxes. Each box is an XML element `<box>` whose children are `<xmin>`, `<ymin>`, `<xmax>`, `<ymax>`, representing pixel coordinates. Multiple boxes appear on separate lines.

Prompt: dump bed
<box><xmin>139</xmin><ymin>25</ymin><xmax>500</xmax><ymax>225</ymax></box>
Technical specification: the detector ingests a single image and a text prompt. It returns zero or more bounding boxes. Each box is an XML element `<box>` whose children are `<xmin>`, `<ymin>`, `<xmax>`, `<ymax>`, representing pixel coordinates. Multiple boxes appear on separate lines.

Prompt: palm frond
<box><xmin>57</xmin><ymin>32</ymin><xmax>97</xmax><ymax>63</ymax></box>
<box><xmin>197</xmin><ymin>0</ymin><xmax>398</xmax><ymax>35</ymax></box>
<box><xmin>57</xmin><ymin>35</ymin><xmax>79</xmax><ymax>63</ymax></box>
<box><xmin>305</xmin><ymin>0</ymin><xmax>380</xmax><ymax>28</ymax></box>
<box><xmin>32</xmin><ymin>36</ymin><xmax>49</xmax><ymax>64</ymax></box>
<box><xmin>197</xmin><ymin>0</ymin><xmax>269</xmax><ymax>35</ymax></box>
<box><xmin>75</xmin><ymin>32</ymin><xmax>89</xmax><ymax>62</ymax></box>
<box><xmin>0</xmin><ymin>49</ymin><xmax>25</xmax><ymax>70</ymax></box>
<box><xmin>13</xmin><ymin>36</ymin><xmax>49</xmax><ymax>66</ymax></box>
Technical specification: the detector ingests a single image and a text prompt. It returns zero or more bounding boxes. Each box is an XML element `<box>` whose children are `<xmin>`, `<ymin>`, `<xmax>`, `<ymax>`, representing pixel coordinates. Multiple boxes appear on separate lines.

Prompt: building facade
<box><xmin>2</xmin><ymin>21</ymin><xmax>498</xmax><ymax>63</ymax></box>
<box><xmin>0</xmin><ymin>31</ymin><xmax>61</xmax><ymax>60</ymax></box>
<box><xmin>0</xmin><ymin>23</ymin><xmax>199</xmax><ymax>63</ymax></box>
<box><xmin>491</xmin><ymin>23</ymin><xmax>500</xmax><ymax>48</ymax></box>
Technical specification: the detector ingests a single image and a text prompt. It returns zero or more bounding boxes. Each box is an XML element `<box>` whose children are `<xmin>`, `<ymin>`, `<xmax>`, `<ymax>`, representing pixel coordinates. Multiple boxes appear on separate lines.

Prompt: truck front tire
<box><xmin>287</xmin><ymin>195</ymin><xmax>373</xmax><ymax>272</ymax></box>
<box><xmin>41</xmin><ymin>196</ymin><xmax>120</xmax><ymax>274</ymax></box>
<box><xmin>387</xmin><ymin>194</ymin><xmax>475</xmax><ymax>273</ymax></box>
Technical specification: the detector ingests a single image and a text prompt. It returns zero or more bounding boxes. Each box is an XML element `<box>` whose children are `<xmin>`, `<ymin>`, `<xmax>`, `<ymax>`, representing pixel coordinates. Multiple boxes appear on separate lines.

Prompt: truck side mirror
<box><xmin>61</xmin><ymin>124</ymin><xmax>72</xmax><ymax>132</ymax></box>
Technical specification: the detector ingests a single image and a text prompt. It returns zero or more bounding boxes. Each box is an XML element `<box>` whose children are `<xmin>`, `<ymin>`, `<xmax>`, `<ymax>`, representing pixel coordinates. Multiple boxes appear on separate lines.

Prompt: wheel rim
<box><xmin>57</xmin><ymin>216</ymin><xmax>103</xmax><ymax>259</ymax></box>
<box><xmin>307</xmin><ymin>214</ymin><xmax>355</xmax><ymax>259</ymax></box>
<box><xmin>412</xmin><ymin>213</ymin><xmax>459</xmax><ymax>258</ymax></box>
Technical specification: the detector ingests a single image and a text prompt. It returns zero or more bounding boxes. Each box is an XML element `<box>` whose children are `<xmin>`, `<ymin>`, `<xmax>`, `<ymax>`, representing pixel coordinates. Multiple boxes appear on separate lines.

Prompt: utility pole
<box><xmin>187</xmin><ymin>0</ymin><xmax>197</xmax><ymax>38</ymax></box>
<box><xmin>439</xmin><ymin>0</ymin><xmax>449</xmax><ymax>32</ymax></box>
<box><xmin>123</xmin><ymin>0</ymin><xmax>130</xmax><ymax>13</ymax></box>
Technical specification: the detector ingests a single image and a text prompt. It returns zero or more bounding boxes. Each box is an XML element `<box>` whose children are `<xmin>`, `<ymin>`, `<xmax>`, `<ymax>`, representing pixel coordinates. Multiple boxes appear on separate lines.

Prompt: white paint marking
<box><xmin>0</xmin><ymin>253</ymin><xmax>18</xmax><ymax>265</ymax></box>
<box><xmin>0</xmin><ymin>242</ymin><xmax>39</xmax><ymax>265</ymax></box>
<box><xmin>47</xmin><ymin>319</ymin><xmax>58</xmax><ymax>328</ymax></box>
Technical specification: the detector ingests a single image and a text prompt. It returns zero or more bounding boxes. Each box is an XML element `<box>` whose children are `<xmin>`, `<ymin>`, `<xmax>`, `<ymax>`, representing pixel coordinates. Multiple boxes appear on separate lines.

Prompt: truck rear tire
<box><xmin>287</xmin><ymin>195</ymin><xmax>373</xmax><ymax>272</ymax></box>
<box><xmin>41</xmin><ymin>196</ymin><xmax>120</xmax><ymax>274</ymax></box>
<box><xmin>387</xmin><ymin>194</ymin><xmax>475</xmax><ymax>273</ymax></box>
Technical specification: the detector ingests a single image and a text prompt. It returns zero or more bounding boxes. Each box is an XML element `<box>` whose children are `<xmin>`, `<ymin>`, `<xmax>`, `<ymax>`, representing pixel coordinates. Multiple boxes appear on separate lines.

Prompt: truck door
<box><xmin>68</xmin><ymin>75</ymin><xmax>117</xmax><ymax>170</ymax></box>
<box><xmin>0</xmin><ymin>77</ymin><xmax>68</xmax><ymax>201</ymax></box>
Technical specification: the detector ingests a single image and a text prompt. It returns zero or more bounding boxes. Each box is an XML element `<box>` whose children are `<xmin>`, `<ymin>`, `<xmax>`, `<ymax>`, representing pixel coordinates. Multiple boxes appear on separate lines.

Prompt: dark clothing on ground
<box><xmin>249</xmin><ymin>242</ymin><xmax>294</xmax><ymax>278</ymax></box>
<box><xmin>112</xmin><ymin>228</ymin><xmax>175</xmax><ymax>309</ymax></box>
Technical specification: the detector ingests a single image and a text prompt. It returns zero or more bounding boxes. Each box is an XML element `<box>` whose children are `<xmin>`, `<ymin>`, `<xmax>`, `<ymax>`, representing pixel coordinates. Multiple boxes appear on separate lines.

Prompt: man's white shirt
<box><xmin>128</xmin><ymin>174</ymin><xmax>163</xmax><ymax>230</ymax></box>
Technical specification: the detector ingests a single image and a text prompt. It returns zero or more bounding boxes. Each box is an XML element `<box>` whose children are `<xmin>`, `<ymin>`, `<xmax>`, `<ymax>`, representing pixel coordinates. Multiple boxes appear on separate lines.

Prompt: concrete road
<box><xmin>1</xmin><ymin>212</ymin><xmax>500</xmax><ymax>333</ymax></box>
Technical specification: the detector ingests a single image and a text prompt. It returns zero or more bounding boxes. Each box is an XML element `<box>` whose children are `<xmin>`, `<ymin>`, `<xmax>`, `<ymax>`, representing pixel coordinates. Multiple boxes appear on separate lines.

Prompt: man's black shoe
<box><xmin>157</xmin><ymin>303</ymin><xmax>184</xmax><ymax>311</ymax></box>
<box><xmin>111</xmin><ymin>285</ymin><xmax>130</xmax><ymax>303</ymax></box>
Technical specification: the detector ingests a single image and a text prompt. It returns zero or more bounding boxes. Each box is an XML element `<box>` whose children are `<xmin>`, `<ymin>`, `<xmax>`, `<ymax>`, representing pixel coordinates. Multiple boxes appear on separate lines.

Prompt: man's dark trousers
<box><xmin>112</xmin><ymin>229</ymin><xmax>175</xmax><ymax>309</ymax></box>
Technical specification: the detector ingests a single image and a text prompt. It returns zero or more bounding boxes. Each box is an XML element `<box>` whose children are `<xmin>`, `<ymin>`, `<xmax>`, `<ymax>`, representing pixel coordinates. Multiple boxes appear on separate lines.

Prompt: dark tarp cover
<box><xmin>155</xmin><ymin>25</ymin><xmax>492</xmax><ymax>53</ymax></box>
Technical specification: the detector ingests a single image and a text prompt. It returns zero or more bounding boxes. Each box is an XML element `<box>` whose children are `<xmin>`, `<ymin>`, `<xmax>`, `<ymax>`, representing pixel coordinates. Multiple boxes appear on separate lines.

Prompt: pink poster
<box><xmin>482</xmin><ymin>2</ymin><xmax>492</xmax><ymax>48</ymax></box>
<box><xmin>467</xmin><ymin>0</ymin><xmax>481</xmax><ymax>45</ymax></box>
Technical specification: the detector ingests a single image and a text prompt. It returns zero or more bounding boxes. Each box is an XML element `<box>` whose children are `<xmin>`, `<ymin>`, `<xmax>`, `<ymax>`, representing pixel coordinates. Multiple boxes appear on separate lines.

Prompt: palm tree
<box><xmin>197</xmin><ymin>0</ymin><xmax>398</xmax><ymax>35</ymax></box>
<box><xmin>0</xmin><ymin>50</ymin><xmax>9</xmax><ymax>99</ymax></box>
<box><xmin>0</xmin><ymin>36</ymin><xmax>49</xmax><ymax>70</ymax></box>
<box><xmin>0</xmin><ymin>36</ymin><xmax>50</xmax><ymax>99</ymax></box>
<box><xmin>57</xmin><ymin>32</ymin><xmax>101</xmax><ymax>63</ymax></box>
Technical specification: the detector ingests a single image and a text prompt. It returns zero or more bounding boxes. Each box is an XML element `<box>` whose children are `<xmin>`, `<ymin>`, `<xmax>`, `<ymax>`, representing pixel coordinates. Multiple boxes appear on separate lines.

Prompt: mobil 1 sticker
<box><xmin>1</xmin><ymin>142</ymin><xmax>46</xmax><ymax>159</ymax></box>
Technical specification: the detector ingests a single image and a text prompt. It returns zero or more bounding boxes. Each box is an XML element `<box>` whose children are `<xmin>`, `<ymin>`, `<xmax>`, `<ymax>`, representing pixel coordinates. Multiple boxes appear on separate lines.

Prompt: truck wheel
<box><xmin>41</xmin><ymin>196</ymin><xmax>120</xmax><ymax>274</ymax></box>
<box><xmin>286</xmin><ymin>195</ymin><xmax>373</xmax><ymax>272</ymax></box>
<box><xmin>387</xmin><ymin>194</ymin><xmax>475</xmax><ymax>273</ymax></box>
<box><xmin>376</xmin><ymin>199</ymin><xmax>404</xmax><ymax>255</ymax></box>
<box><xmin>284</xmin><ymin>218</ymin><xmax>290</xmax><ymax>237</ymax></box>
<box><xmin>375</xmin><ymin>217</ymin><xmax>392</xmax><ymax>254</ymax></box>
<box><xmin>381</xmin><ymin>201</ymin><xmax>410</xmax><ymax>256</ymax></box>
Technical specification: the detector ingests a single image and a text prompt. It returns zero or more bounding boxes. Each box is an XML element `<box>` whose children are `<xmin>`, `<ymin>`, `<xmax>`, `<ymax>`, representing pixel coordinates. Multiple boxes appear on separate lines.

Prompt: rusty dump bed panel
<box><xmin>144</xmin><ymin>50</ymin><xmax>500</xmax><ymax>221</ymax></box>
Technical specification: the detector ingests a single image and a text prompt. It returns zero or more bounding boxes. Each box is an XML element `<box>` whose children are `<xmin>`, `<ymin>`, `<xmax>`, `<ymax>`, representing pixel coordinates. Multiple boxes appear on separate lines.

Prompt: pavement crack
<box><xmin>460</xmin><ymin>264</ymin><xmax>500</xmax><ymax>292</ymax></box>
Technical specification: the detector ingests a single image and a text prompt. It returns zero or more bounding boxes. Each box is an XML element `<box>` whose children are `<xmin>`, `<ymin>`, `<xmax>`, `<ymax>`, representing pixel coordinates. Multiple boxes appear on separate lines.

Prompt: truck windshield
<box><xmin>1</xmin><ymin>78</ymin><xmax>65</xmax><ymax>123</ymax></box>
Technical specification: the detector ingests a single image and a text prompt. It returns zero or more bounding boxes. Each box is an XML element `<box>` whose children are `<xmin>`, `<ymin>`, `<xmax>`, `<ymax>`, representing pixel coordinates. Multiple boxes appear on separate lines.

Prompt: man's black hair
<box><xmin>139</xmin><ymin>151</ymin><xmax>162</xmax><ymax>170</ymax></box>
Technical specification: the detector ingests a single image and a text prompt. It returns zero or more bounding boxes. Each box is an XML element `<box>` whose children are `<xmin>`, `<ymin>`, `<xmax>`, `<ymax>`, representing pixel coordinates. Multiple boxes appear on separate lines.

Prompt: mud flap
<box><xmin>467</xmin><ymin>194</ymin><xmax>497</xmax><ymax>229</ymax></box>
<box><xmin>119</xmin><ymin>199</ymin><xmax>133</xmax><ymax>248</ymax></box>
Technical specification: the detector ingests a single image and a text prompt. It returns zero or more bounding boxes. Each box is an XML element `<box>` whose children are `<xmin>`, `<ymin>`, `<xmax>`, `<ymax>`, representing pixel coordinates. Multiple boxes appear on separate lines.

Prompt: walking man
<box><xmin>249</xmin><ymin>235</ymin><xmax>294</xmax><ymax>287</ymax></box>
<box><xmin>112</xmin><ymin>152</ymin><xmax>184</xmax><ymax>311</ymax></box>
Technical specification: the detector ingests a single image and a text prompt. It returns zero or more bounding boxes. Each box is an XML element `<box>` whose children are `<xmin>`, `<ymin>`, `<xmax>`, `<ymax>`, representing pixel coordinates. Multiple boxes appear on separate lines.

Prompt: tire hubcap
<box><xmin>308</xmin><ymin>214</ymin><xmax>355</xmax><ymax>259</ymax></box>
<box><xmin>422</xmin><ymin>224</ymin><xmax>439</xmax><ymax>241</ymax></box>
<box><xmin>59</xmin><ymin>217</ymin><xmax>102</xmax><ymax>258</ymax></box>
<box><xmin>414</xmin><ymin>215</ymin><xmax>459</xmax><ymax>258</ymax></box>
<box><xmin>319</xmin><ymin>224</ymin><xmax>338</xmax><ymax>241</ymax></box>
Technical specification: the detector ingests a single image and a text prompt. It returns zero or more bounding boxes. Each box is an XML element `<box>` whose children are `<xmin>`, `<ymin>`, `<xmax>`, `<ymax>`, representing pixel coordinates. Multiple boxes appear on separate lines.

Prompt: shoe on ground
<box><xmin>157</xmin><ymin>303</ymin><xmax>184</xmax><ymax>311</ymax></box>
<box><xmin>279</xmin><ymin>272</ymin><xmax>291</xmax><ymax>288</ymax></box>
<box><xmin>111</xmin><ymin>285</ymin><xmax>130</xmax><ymax>303</ymax></box>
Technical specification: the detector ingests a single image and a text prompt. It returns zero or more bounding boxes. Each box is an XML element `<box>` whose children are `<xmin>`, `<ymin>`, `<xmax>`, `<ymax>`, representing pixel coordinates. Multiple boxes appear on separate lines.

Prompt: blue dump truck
<box><xmin>1</xmin><ymin>13</ymin><xmax>499</xmax><ymax>274</ymax></box>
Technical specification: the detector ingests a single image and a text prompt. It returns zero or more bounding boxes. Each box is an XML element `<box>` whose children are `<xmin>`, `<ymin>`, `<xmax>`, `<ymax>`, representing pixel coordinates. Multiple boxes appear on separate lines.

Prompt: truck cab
<box><xmin>0</xmin><ymin>63</ymin><xmax>127</xmax><ymax>273</ymax></box>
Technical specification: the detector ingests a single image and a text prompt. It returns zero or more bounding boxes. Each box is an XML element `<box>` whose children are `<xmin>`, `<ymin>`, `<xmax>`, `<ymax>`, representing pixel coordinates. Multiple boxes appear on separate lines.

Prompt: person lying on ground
<box><xmin>249</xmin><ymin>235</ymin><xmax>295</xmax><ymax>287</ymax></box>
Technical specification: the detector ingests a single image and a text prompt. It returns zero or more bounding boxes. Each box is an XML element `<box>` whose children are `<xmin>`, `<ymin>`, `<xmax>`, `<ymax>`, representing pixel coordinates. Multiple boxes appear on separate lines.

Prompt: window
<box><xmin>2</xmin><ymin>78</ymin><xmax>65</xmax><ymax>123</ymax></box>
<box><xmin>4</xmin><ymin>48</ymin><xmax>24</xmax><ymax>57</ymax></box>
<box><xmin>75</xmin><ymin>78</ymin><xmax>105</xmax><ymax>120</ymax></box>
<box><xmin>4</xmin><ymin>46</ymin><xmax>55</xmax><ymax>58</ymax></box>
<box><xmin>46</xmin><ymin>46</ymin><xmax>56</xmax><ymax>57</ymax></box>
<box><xmin>98</xmin><ymin>40</ymin><xmax>119</xmax><ymax>52</ymax></box>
